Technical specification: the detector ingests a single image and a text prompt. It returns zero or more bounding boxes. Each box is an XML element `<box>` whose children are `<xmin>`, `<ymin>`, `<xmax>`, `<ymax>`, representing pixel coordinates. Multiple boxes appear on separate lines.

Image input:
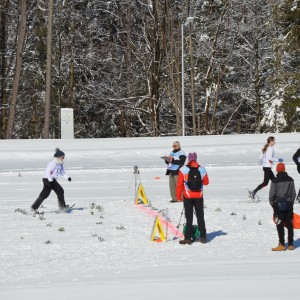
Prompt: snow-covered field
<box><xmin>1</xmin><ymin>133</ymin><xmax>300</xmax><ymax>300</ymax></box>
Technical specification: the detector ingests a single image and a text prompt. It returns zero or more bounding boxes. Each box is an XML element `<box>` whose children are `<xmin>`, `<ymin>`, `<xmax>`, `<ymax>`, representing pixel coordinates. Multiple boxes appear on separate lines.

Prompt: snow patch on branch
<box><xmin>260</xmin><ymin>89</ymin><xmax>286</xmax><ymax>131</ymax></box>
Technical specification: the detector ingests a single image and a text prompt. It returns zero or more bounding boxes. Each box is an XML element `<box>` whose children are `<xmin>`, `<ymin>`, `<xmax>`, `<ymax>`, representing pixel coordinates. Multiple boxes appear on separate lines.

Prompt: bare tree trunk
<box><xmin>149</xmin><ymin>0</ymin><xmax>163</xmax><ymax>137</ymax></box>
<box><xmin>126</xmin><ymin>0</ymin><xmax>132</xmax><ymax>96</ymax></box>
<box><xmin>5</xmin><ymin>0</ymin><xmax>26</xmax><ymax>139</ymax></box>
<box><xmin>189</xmin><ymin>24</ymin><xmax>196</xmax><ymax>135</ymax></box>
<box><xmin>203</xmin><ymin>3</ymin><xmax>229</xmax><ymax>134</ymax></box>
<box><xmin>0</xmin><ymin>0</ymin><xmax>9</xmax><ymax>138</ymax></box>
<box><xmin>44</xmin><ymin>0</ymin><xmax>54</xmax><ymax>139</ymax></box>
<box><xmin>162</xmin><ymin>0</ymin><xmax>181</xmax><ymax>135</ymax></box>
<box><xmin>125</xmin><ymin>0</ymin><xmax>132</xmax><ymax>137</ymax></box>
<box><xmin>254</xmin><ymin>41</ymin><xmax>261</xmax><ymax>129</ymax></box>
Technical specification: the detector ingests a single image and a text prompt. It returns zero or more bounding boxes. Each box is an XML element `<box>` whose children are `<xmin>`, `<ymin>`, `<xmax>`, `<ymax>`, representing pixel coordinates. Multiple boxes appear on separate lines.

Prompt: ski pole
<box><xmin>173</xmin><ymin>205</ymin><xmax>184</xmax><ymax>240</ymax></box>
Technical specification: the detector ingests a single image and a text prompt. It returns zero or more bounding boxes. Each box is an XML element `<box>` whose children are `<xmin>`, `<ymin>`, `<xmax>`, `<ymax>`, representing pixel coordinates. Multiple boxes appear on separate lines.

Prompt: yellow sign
<box><xmin>135</xmin><ymin>183</ymin><xmax>149</xmax><ymax>205</ymax></box>
<box><xmin>150</xmin><ymin>216</ymin><xmax>166</xmax><ymax>242</ymax></box>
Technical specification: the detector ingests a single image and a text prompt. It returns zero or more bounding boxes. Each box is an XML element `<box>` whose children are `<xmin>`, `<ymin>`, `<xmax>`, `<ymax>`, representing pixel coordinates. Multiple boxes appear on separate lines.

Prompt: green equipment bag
<box><xmin>183</xmin><ymin>224</ymin><xmax>200</xmax><ymax>241</ymax></box>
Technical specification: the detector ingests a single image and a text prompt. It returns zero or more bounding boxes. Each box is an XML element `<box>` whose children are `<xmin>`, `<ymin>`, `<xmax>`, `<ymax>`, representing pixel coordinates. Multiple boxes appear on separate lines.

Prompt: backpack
<box><xmin>186</xmin><ymin>166</ymin><xmax>202</xmax><ymax>191</ymax></box>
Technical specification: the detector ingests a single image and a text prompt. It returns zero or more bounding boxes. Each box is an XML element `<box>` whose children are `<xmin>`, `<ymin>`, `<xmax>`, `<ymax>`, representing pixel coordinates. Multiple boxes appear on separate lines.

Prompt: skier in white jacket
<box><xmin>249</xmin><ymin>136</ymin><xmax>283</xmax><ymax>199</ymax></box>
<box><xmin>31</xmin><ymin>148</ymin><xmax>71</xmax><ymax>213</ymax></box>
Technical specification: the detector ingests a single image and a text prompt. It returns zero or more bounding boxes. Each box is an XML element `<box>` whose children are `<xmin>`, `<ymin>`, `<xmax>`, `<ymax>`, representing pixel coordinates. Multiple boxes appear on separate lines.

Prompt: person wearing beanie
<box><xmin>276</xmin><ymin>162</ymin><xmax>285</xmax><ymax>173</ymax></box>
<box><xmin>292</xmin><ymin>148</ymin><xmax>300</xmax><ymax>202</ymax></box>
<box><xmin>269</xmin><ymin>163</ymin><xmax>296</xmax><ymax>251</ymax></box>
<box><xmin>249</xmin><ymin>136</ymin><xmax>283</xmax><ymax>200</ymax></box>
<box><xmin>54</xmin><ymin>149</ymin><xmax>65</xmax><ymax>158</ymax></box>
<box><xmin>163</xmin><ymin>141</ymin><xmax>186</xmax><ymax>203</ymax></box>
<box><xmin>176</xmin><ymin>152</ymin><xmax>209</xmax><ymax>245</ymax></box>
<box><xmin>31</xmin><ymin>148</ymin><xmax>72</xmax><ymax>213</ymax></box>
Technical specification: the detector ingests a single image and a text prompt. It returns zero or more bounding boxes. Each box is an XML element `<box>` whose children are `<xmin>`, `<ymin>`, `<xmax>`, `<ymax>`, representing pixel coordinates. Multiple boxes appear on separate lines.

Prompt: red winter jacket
<box><xmin>176</xmin><ymin>161</ymin><xmax>209</xmax><ymax>201</ymax></box>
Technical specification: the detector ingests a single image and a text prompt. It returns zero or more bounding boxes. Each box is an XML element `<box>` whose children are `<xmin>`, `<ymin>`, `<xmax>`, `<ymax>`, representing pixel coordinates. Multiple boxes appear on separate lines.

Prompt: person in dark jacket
<box><xmin>292</xmin><ymin>148</ymin><xmax>300</xmax><ymax>202</ymax></box>
<box><xmin>269</xmin><ymin>163</ymin><xmax>296</xmax><ymax>251</ymax></box>
<box><xmin>164</xmin><ymin>141</ymin><xmax>186</xmax><ymax>203</ymax></box>
<box><xmin>176</xmin><ymin>152</ymin><xmax>209</xmax><ymax>245</ymax></box>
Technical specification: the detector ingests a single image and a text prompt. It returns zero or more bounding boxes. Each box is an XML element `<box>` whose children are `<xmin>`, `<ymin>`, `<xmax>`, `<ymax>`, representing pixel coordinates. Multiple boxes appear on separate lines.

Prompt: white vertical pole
<box><xmin>61</xmin><ymin>108</ymin><xmax>74</xmax><ymax>139</ymax></box>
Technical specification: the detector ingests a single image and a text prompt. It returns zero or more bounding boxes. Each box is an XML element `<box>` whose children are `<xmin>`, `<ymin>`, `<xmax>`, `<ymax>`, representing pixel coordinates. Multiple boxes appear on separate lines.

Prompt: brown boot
<box><xmin>179</xmin><ymin>239</ymin><xmax>192</xmax><ymax>245</ymax></box>
<box><xmin>272</xmin><ymin>243</ymin><xmax>286</xmax><ymax>251</ymax></box>
<box><xmin>288</xmin><ymin>244</ymin><xmax>294</xmax><ymax>251</ymax></box>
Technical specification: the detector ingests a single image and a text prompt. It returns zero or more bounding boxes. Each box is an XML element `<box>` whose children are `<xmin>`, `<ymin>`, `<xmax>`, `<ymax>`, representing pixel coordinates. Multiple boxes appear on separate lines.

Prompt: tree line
<box><xmin>0</xmin><ymin>0</ymin><xmax>299</xmax><ymax>139</ymax></box>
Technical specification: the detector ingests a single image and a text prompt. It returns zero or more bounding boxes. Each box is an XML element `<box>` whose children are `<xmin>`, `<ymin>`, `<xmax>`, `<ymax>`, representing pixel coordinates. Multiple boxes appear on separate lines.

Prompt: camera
<box><xmin>133</xmin><ymin>165</ymin><xmax>139</xmax><ymax>174</ymax></box>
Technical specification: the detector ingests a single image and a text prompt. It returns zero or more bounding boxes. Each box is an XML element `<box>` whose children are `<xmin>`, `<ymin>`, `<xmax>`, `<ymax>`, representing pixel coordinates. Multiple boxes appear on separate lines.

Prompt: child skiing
<box><xmin>249</xmin><ymin>136</ymin><xmax>283</xmax><ymax>200</ymax></box>
<box><xmin>31</xmin><ymin>148</ymin><xmax>71</xmax><ymax>213</ymax></box>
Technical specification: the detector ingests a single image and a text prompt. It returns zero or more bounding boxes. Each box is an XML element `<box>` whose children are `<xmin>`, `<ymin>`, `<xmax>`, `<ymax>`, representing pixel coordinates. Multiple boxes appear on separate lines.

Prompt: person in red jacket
<box><xmin>176</xmin><ymin>152</ymin><xmax>209</xmax><ymax>245</ymax></box>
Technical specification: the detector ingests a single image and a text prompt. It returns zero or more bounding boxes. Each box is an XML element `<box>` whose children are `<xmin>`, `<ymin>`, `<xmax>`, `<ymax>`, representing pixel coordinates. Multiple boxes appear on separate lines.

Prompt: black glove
<box><xmin>68</xmin><ymin>177</ymin><xmax>72</xmax><ymax>182</ymax></box>
<box><xmin>297</xmin><ymin>165</ymin><xmax>300</xmax><ymax>174</ymax></box>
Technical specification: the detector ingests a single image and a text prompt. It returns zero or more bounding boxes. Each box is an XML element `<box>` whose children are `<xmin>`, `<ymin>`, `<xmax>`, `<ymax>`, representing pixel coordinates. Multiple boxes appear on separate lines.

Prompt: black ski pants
<box><xmin>183</xmin><ymin>197</ymin><xmax>206</xmax><ymax>240</ymax></box>
<box><xmin>254</xmin><ymin>167</ymin><xmax>275</xmax><ymax>194</ymax></box>
<box><xmin>274</xmin><ymin>208</ymin><xmax>294</xmax><ymax>245</ymax></box>
<box><xmin>32</xmin><ymin>178</ymin><xmax>65</xmax><ymax>209</ymax></box>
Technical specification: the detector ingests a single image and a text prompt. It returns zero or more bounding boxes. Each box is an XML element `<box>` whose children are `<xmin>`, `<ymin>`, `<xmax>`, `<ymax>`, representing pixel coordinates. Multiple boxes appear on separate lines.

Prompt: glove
<box><xmin>68</xmin><ymin>177</ymin><xmax>72</xmax><ymax>182</ymax></box>
<box><xmin>278</xmin><ymin>158</ymin><xmax>283</xmax><ymax>162</ymax></box>
<box><xmin>297</xmin><ymin>165</ymin><xmax>300</xmax><ymax>174</ymax></box>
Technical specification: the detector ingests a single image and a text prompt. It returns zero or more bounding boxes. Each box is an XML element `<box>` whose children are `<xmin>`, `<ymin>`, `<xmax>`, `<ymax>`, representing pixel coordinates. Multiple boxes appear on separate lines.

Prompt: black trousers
<box><xmin>254</xmin><ymin>167</ymin><xmax>275</xmax><ymax>194</ymax></box>
<box><xmin>32</xmin><ymin>178</ymin><xmax>65</xmax><ymax>209</ymax></box>
<box><xmin>183</xmin><ymin>197</ymin><xmax>206</xmax><ymax>240</ymax></box>
<box><xmin>274</xmin><ymin>208</ymin><xmax>294</xmax><ymax>245</ymax></box>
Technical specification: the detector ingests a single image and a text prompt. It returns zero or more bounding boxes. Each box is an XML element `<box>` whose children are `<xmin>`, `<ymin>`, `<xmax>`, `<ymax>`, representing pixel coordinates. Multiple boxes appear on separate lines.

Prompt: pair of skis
<box><xmin>32</xmin><ymin>203</ymin><xmax>75</xmax><ymax>215</ymax></box>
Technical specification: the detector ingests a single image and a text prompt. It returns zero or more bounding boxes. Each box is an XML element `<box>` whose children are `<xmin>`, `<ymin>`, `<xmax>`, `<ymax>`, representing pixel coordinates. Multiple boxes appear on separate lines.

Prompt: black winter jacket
<box><xmin>293</xmin><ymin>148</ymin><xmax>300</xmax><ymax>174</ymax></box>
<box><xmin>269</xmin><ymin>172</ymin><xmax>296</xmax><ymax>207</ymax></box>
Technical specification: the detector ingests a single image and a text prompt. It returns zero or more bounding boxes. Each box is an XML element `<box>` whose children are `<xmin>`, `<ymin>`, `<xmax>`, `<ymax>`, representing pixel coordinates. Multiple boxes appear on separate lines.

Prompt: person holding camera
<box><xmin>292</xmin><ymin>147</ymin><xmax>300</xmax><ymax>202</ymax></box>
<box><xmin>31</xmin><ymin>148</ymin><xmax>72</xmax><ymax>213</ymax></box>
<box><xmin>163</xmin><ymin>141</ymin><xmax>186</xmax><ymax>203</ymax></box>
<box><xmin>269</xmin><ymin>163</ymin><xmax>296</xmax><ymax>251</ymax></box>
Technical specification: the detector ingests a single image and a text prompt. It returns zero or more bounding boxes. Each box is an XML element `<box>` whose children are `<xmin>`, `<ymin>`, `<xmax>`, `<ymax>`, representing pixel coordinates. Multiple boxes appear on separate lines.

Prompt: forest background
<box><xmin>0</xmin><ymin>0</ymin><xmax>299</xmax><ymax>139</ymax></box>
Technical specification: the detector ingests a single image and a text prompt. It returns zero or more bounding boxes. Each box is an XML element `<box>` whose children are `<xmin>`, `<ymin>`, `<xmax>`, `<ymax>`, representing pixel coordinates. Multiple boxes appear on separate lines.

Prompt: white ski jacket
<box><xmin>261</xmin><ymin>146</ymin><xmax>278</xmax><ymax>168</ymax></box>
<box><xmin>43</xmin><ymin>158</ymin><xmax>69</xmax><ymax>182</ymax></box>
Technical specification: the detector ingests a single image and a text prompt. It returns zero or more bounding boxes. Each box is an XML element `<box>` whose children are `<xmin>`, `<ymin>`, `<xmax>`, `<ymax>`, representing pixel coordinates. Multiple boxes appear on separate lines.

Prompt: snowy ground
<box><xmin>1</xmin><ymin>133</ymin><xmax>300</xmax><ymax>300</ymax></box>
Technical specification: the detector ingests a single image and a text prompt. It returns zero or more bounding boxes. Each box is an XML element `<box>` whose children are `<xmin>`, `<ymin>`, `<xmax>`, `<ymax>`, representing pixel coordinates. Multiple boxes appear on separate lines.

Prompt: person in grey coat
<box><xmin>269</xmin><ymin>162</ymin><xmax>296</xmax><ymax>251</ymax></box>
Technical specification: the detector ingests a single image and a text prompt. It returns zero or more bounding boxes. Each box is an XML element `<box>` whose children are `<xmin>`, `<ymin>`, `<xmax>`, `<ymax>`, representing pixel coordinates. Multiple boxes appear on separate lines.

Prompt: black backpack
<box><xmin>186</xmin><ymin>166</ymin><xmax>202</xmax><ymax>191</ymax></box>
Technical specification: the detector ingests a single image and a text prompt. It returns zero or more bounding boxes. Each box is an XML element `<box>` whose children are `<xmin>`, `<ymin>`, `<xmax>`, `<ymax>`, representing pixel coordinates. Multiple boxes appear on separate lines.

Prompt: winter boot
<box><xmin>200</xmin><ymin>238</ymin><xmax>207</xmax><ymax>244</ymax></box>
<box><xmin>288</xmin><ymin>244</ymin><xmax>295</xmax><ymax>251</ymax></box>
<box><xmin>179</xmin><ymin>239</ymin><xmax>192</xmax><ymax>245</ymax></box>
<box><xmin>59</xmin><ymin>204</ymin><xmax>69</xmax><ymax>211</ymax></box>
<box><xmin>30</xmin><ymin>207</ymin><xmax>42</xmax><ymax>215</ymax></box>
<box><xmin>271</xmin><ymin>243</ymin><xmax>286</xmax><ymax>251</ymax></box>
<box><xmin>249</xmin><ymin>190</ymin><xmax>255</xmax><ymax>200</ymax></box>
